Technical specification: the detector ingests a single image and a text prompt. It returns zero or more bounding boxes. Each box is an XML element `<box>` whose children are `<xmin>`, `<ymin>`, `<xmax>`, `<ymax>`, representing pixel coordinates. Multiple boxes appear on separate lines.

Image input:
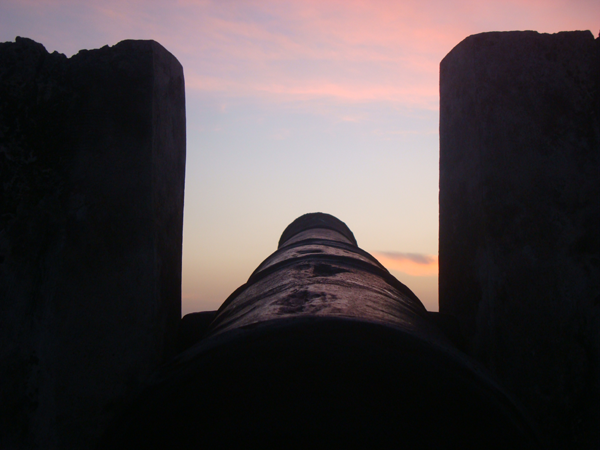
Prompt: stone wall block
<box><xmin>0</xmin><ymin>37</ymin><xmax>185</xmax><ymax>449</ymax></box>
<box><xmin>439</xmin><ymin>31</ymin><xmax>599</xmax><ymax>448</ymax></box>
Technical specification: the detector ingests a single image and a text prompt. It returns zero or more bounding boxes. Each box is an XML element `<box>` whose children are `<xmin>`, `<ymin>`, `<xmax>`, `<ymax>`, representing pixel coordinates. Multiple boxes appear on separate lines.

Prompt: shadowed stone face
<box><xmin>101</xmin><ymin>213</ymin><xmax>544</xmax><ymax>450</ymax></box>
<box><xmin>0</xmin><ymin>37</ymin><xmax>185</xmax><ymax>450</ymax></box>
<box><xmin>439</xmin><ymin>30</ymin><xmax>599</xmax><ymax>449</ymax></box>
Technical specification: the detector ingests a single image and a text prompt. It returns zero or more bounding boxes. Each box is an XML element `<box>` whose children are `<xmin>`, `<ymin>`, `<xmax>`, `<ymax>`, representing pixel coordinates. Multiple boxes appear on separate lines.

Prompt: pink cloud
<box><xmin>2</xmin><ymin>0</ymin><xmax>597</xmax><ymax>107</ymax></box>
<box><xmin>372</xmin><ymin>251</ymin><xmax>438</xmax><ymax>277</ymax></box>
<box><xmin>170</xmin><ymin>0</ymin><xmax>597</xmax><ymax>106</ymax></box>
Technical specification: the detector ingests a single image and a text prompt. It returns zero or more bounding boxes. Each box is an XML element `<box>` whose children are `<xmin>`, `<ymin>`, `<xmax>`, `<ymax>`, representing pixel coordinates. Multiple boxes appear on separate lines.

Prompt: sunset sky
<box><xmin>1</xmin><ymin>0</ymin><xmax>597</xmax><ymax>314</ymax></box>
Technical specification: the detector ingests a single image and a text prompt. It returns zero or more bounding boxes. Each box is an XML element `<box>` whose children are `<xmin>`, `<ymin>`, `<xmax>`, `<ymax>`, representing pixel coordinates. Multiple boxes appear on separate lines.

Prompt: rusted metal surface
<box><xmin>206</xmin><ymin>214</ymin><xmax>447</xmax><ymax>348</ymax></box>
<box><xmin>101</xmin><ymin>213</ymin><xmax>545</xmax><ymax>449</ymax></box>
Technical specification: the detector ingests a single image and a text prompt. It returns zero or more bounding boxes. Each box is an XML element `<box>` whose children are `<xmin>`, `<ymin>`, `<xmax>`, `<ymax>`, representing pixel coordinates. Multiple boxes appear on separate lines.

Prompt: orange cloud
<box><xmin>371</xmin><ymin>251</ymin><xmax>438</xmax><ymax>277</ymax></box>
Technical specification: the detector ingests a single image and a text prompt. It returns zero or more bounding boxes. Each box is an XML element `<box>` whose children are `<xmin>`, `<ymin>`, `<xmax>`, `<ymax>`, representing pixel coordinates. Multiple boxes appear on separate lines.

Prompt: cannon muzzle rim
<box><xmin>278</xmin><ymin>212</ymin><xmax>358</xmax><ymax>248</ymax></box>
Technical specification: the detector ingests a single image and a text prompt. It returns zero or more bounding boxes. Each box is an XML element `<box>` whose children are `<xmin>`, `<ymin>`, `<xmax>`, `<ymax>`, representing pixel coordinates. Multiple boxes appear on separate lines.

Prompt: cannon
<box><xmin>101</xmin><ymin>213</ymin><xmax>544</xmax><ymax>449</ymax></box>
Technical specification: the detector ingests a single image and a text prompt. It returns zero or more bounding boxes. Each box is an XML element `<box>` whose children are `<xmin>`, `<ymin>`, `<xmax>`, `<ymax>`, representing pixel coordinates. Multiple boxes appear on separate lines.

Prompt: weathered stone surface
<box><xmin>439</xmin><ymin>31</ymin><xmax>599</xmax><ymax>449</ymax></box>
<box><xmin>101</xmin><ymin>213</ymin><xmax>544</xmax><ymax>449</ymax></box>
<box><xmin>0</xmin><ymin>37</ymin><xmax>185</xmax><ymax>449</ymax></box>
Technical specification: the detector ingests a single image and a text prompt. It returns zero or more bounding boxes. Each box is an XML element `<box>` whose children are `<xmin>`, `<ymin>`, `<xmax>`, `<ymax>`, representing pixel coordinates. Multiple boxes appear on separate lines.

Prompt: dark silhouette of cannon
<box><xmin>101</xmin><ymin>213</ymin><xmax>544</xmax><ymax>449</ymax></box>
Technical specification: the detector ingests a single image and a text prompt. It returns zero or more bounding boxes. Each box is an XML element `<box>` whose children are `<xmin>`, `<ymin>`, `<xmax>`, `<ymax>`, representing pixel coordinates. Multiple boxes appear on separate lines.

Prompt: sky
<box><xmin>1</xmin><ymin>0</ymin><xmax>597</xmax><ymax>314</ymax></box>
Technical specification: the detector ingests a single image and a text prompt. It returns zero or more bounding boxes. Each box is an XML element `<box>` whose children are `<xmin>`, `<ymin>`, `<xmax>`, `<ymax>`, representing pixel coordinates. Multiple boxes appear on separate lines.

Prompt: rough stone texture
<box><xmin>0</xmin><ymin>37</ymin><xmax>185</xmax><ymax>449</ymax></box>
<box><xmin>439</xmin><ymin>31</ymin><xmax>599</xmax><ymax>449</ymax></box>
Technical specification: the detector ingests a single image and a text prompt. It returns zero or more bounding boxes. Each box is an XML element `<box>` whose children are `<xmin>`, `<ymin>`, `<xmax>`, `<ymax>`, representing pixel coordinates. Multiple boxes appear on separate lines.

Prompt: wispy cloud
<box><xmin>3</xmin><ymin>0</ymin><xmax>597</xmax><ymax>109</ymax></box>
<box><xmin>372</xmin><ymin>251</ymin><xmax>438</xmax><ymax>277</ymax></box>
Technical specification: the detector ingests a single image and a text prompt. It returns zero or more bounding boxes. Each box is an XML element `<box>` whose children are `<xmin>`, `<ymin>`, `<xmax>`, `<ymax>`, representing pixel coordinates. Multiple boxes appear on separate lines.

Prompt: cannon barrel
<box><xmin>102</xmin><ymin>213</ymin><xmax>544</xmax><ymax>449</ymax></box>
